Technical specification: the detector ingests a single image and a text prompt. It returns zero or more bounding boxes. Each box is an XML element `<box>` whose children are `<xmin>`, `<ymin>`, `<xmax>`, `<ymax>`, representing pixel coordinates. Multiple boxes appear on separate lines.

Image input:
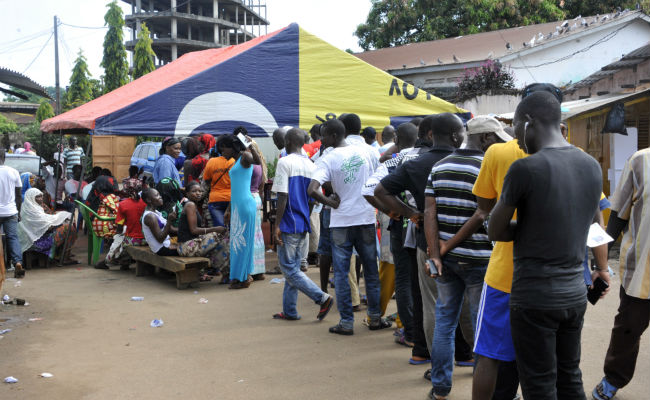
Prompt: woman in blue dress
<box><xmin>221</xmin><ymin>134</ymin><xmax>261</xmax><ymax>289</ymax></box>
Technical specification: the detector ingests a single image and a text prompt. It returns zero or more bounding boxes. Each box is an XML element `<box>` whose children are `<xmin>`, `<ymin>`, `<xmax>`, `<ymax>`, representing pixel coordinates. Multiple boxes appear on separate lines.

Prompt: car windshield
<box><xmin>5</xmin><ymin>156</ymin><xmax>41</xmax><ymax>175</ymax></box>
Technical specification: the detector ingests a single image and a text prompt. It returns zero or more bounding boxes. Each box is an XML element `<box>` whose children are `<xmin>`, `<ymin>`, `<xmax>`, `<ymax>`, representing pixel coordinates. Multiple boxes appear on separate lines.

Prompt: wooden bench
<box><xmin>126</xmin><ymin>246</ymin><xmax>210</xmax><ymax>289</ymax></box>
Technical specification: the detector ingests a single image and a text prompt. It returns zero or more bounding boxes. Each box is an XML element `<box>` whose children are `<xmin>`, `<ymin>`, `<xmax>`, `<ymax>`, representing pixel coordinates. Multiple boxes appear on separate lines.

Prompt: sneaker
<box><xmin>428</xmin><ymin>388</ymin><xmax>447</xmax><ymax>400</ymax></box>
<box><xmin>593</xmin><ymin>377</ymin><xmax>618</xmax><ymax>400</ymax></box>
<box><xmin>94</xmin><ymin>261</ymin><xmax>109</xmax><ymax>270</ymax></box>
<box><xmin>329</xmin><ymin>323</ymin><xmax>353</xmax><ymax>336</ymax></box>
<box><xmin>368</xmin><ymin>317</ymin><xmax>392</xmax><ymax>331</ymax></box>
<box><xmin>317</xmin><ymin>296</ymin><xmax>333</xmax><ymax>321</ymax></box>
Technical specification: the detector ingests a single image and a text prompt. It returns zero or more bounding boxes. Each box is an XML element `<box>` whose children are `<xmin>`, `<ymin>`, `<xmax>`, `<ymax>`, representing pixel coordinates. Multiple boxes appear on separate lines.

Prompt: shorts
<box><xmin>317</xmin><ymin>208</ymin><xmax>332</xmax><ymax>256</ymax></box>
<box><xmin>473</xmin><ymin>282</ymin><xmax>516</xmax><ymax>362</ymax></box>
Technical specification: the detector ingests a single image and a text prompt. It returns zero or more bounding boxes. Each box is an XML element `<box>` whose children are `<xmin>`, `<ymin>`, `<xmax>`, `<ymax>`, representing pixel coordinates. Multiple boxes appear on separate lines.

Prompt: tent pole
<box><xmin>59</xmin><ymin>135</ymin><xmax>91</xmax><ymax>267</ymax></box>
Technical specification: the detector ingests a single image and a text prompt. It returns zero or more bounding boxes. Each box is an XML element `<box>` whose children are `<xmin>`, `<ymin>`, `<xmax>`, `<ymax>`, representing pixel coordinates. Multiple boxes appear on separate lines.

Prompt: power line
<box><xmin>60</xmin><ymin>22</ymin><xmax>107</xmax><ymax>30</ymax></box>
<box><xmin>22</xmin><ymin>31</ymin><xmax>53</xmax><ymax>74</ymax></box>
<box><xmin>509</xmin><ymin>20</ymin><xmax>633</xmax><ymax>70</ymax></box>
<box><xmin>0</xmin><ymin>28</ymin><xmax>52</xmax><ymax>53</ymax></box>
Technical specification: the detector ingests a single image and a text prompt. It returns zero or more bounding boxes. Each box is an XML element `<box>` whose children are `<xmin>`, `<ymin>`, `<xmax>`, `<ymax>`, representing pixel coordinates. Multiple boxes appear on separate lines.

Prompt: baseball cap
<box><xmin>467</xmin><ymin>115</ymin><xmax>512</xmax><ymax>142</ymax></box>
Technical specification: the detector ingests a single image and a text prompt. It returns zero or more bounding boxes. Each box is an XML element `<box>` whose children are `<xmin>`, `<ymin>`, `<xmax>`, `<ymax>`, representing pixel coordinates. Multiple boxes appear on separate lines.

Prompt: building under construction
<box><xmin>121</xmin><ymin>0</ymin><xmax>268</xmax><ymax>64</ymax></box>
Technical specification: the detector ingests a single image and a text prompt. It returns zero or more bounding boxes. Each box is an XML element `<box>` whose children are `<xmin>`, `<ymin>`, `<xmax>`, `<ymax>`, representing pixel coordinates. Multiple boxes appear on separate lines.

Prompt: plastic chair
<box><xmin>74</xmin><ymin>200</ymin><xmax>115</xmax><ymax>266</ymax></box>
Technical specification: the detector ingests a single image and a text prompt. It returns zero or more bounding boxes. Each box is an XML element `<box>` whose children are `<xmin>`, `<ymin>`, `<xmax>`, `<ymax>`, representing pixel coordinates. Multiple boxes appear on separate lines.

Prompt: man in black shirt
<box><xmin>375</xmin><ymin>113</ymin><xmax>464</xmax><ymax>367</ymax></box>
<box><xmin>488</xmin><ymin>91</ymin><xmax>603</xmax><ymax>399</ymax></box>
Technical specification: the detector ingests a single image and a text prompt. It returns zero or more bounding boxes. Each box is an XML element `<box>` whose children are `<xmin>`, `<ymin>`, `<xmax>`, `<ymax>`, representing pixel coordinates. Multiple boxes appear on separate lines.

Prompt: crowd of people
<box><xmin>0</xmin><ymin>82</ymin><xmax>648</xmax><ymax>400</ymax></box>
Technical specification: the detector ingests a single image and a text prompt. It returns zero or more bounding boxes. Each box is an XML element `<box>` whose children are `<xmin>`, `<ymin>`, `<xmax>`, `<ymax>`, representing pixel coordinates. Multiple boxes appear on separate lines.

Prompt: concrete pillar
<box><xmin>135</xmin><ymin>0</ymin><xmax>142</xmax><ymax>35</ymax></box>
<box><xmin>171</xmin><ymin>44</ymin><xmax>177</xmax><ymax>60</ymax></box>
<box><xmin>171</xmin><ymin>0</ymin><xmax>177</xmax><ymax>40</ymax></box>
<box><xmin>149</xmin><ymin>0</ymin><xmax>153</xmax><ymax>12</ymax></box>
<box><xmin>244</xmin><ymin>10</ymin><xmax>247</xmax><ymax>41</ymax></box>
<box><xmin>235</xmin><ymin>6</ymin><xmax>239</xmax><ymax>45</ymax></box>
<box><xmin>213</xmin><ymin>0</ymin><xmax>219</xmax><ymax>44</ymax></box>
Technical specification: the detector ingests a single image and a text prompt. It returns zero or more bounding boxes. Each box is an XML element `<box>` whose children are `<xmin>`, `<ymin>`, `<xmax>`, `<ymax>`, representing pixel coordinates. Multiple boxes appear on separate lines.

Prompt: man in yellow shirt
<box><xmin>470</xmin><ymin>135</ymin><xmax>526</xmax><ymax>400</ymax></box>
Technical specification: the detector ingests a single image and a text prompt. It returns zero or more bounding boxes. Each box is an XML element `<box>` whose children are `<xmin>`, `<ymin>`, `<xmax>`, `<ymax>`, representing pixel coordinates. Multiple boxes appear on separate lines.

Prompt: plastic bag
<box><xmin>602</xmin><ymin>102</ymin><xmax>628</xmax><ymax>135</ymax></box>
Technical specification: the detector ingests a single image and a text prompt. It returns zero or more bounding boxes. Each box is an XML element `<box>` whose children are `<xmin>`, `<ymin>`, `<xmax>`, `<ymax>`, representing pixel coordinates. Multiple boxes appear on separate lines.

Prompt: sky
<box><xmin>0</xmin><ymin>0</ymin><xmax>372</xmax><ymax>90</ymax></box>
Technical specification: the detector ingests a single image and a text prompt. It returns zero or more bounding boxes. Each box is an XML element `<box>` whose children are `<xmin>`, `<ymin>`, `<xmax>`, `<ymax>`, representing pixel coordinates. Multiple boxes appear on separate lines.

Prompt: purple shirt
<box><xmin>250</xmin><ymin>164</ymin><xmax>263</xmax><ymax>193</ymax></box>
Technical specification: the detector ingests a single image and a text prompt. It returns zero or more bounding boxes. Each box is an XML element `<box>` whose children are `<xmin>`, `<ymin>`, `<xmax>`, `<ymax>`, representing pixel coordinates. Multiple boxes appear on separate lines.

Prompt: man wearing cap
<box><xmin>423</xmin><ymin>115</ymin><xmax>507</xmax><ymax>399</ymax></box>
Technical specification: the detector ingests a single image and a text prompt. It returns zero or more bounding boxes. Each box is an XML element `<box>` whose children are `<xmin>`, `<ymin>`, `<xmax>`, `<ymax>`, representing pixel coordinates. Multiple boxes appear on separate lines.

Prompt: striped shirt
<box><xmin>63</xmin><ymin>147</ymin><xmax>84</xmax><ymax>175</ymax></box>
<box><xmin>610</xmin><ymin>148</ymin><xmax>650</xmax><ymax>299</ymax></box>
<box><xmin>425</xmin><ymin>149</ymin><xmax>491</xmax><ymax>263</ymax></box>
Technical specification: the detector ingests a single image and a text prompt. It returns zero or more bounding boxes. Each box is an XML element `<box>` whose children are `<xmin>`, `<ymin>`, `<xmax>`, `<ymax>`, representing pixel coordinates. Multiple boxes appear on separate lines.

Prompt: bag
<box><xmin>105</xmin><ymin>233</ymin><xmax>125</xmax><ymax>263</ymax></box>
<box><xmin>602</xmin><ymin>102</ymin><xmax>628</xmax><ymax>135</ymax></box>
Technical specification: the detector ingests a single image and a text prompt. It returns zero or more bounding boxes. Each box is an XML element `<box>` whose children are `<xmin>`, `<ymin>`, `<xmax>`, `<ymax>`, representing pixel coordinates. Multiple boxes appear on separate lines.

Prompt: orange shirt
<box><xmin>203</xmin><ymin>157</ymin><xmax>235</xmax><ymax>202</ymax></box>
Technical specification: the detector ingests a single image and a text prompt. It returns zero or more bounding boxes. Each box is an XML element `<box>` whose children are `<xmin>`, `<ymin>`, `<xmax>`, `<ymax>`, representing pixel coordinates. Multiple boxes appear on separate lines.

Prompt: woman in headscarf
<box><xmin>153</xmin><ymin>137</ymin><xmax>181</xmax><ymax>185</ymax></box>
<box><xmin>247</xmin><ymin>136</ymin><xmax>268</xmax><ymax>281</ymax></box>
<box><xmin>22</xmin><ymin>142</ymin><xmax>36</xmax><ymax>155</ymax></box>
<box><xmin>18</xmin><ymin>188</ymin><xmax>77</xmax><ymax>263</ymax></box>
<box><xmin>87</xmin><ymin>175</ymin><xmax>119</xmax><ymax>239</ymax></box>
<box><xmin>155</xmin><ymin>177</ymin><xmax>185</xmax><ymax>228</ymax></box>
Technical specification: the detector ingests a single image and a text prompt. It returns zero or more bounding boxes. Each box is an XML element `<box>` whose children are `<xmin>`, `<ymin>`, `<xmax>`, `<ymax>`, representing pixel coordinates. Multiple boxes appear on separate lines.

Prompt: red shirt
<box><xmin>303</xmin><ymin>140</ymin><xmax>321</xmax><ymax>157</ymax></box>
<box><xmin>115</xmin><ymin>198</ymin><xmax>146</xmax><ymax>239</ymax></box>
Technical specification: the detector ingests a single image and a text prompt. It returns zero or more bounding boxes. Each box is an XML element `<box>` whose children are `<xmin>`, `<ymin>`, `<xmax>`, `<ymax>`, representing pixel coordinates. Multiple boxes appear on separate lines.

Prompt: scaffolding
<box><xmin>122</xmin><ymin>0</ymin><xmax>268</xmax><ymax>64</ymax></box>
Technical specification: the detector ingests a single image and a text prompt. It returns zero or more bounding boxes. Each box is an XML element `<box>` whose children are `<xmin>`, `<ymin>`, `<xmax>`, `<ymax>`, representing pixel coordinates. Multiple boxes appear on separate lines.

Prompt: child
<box><xmin>271</xmin><ymin>128</ymin><xmax>332</xmax><ymax>321</ymax></box>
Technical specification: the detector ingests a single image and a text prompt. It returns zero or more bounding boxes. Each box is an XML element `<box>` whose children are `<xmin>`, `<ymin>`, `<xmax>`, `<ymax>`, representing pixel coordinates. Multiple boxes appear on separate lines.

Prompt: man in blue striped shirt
<box><xmin>423</xmin><ymin>115</ymin><xmax>509</xmax><ymax>399</ymax></box>
<box><xmin>63</xmin><ymin>137</ymin><xmax>85</xmax><ymax>179</ymax></box>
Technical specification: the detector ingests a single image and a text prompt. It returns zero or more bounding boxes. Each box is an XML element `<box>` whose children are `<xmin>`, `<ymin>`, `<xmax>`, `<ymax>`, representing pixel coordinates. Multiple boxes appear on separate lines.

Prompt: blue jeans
<box><xmin>331</xmin><ymin>224</ymin><xmax>381</xmax><ymax>329</ymax></box>
<box><xmin>430</xmin><ymin>258</ymin><xmax>487</xmax><ymax>397</ymax></box>
<box><xmin>207</xmin><ymin>201</ymin><xmax>229</xmax><ymax>227</ymax></box>
<box><xmin>278</xmin><ymin>232</ymin><xmax>327</xmax><ymax>319</ymax></box>
<box><xmin>0</xmin><ymin>215</ymin><xmax>22</xmax><ymax>265</ymax></box>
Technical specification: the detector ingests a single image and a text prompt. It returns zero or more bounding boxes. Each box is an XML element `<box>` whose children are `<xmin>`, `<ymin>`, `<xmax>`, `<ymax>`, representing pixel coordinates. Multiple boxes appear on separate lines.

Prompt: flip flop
<box><xmin>272</xmin><ymin>312</ymin><xmax>301</xmax><ymax>321</ymax></box>
<box><xmin>199</xmin><ymin>274</ymin><xmax>213</xmax><ymax>282</ymax></box>
<box><xmin>409</xmin><ymin>357</ymin><xmax>431</xmax><ymax>365</ymax></box>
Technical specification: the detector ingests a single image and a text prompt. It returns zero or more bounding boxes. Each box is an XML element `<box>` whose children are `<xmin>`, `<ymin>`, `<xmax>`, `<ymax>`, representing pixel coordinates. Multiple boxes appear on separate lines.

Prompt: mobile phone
<box><xmin>426</xmin><ymin>259</ymin><xmax>439</xmax><ymax>276</ymax></box>
<box><xmin>236</xmin><ymin>132</ymin><xmax>251</xmax><ymax>148</ymax></box>
<box><xmin>587</xmin><ymin>277</ymin><xmax>609</xmax><ymax>305</ymax></box>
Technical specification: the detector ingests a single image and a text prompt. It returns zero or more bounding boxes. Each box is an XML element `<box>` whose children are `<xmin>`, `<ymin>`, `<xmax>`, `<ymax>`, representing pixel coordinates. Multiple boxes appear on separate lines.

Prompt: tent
<box><xmin>42</xmin><ymin>23</ymin><xmax>469</xmax><ymax>137</ymax></box>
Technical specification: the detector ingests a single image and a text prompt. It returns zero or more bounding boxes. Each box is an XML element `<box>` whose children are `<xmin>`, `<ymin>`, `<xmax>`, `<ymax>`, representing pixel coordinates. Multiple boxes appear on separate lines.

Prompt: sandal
<box><xmin>251</xmin><ymin>273</ymin><xmax>265</xmax><ymax>281</ymax></box>
<box><xmin>395</xmin><ymin>335</ymin><xmax>415</xmax><ymax>348</ymax></box>
<box><xmin>199</xmin><ymin>274</ymin><xmax>213</xmax><ymax>282</ymax></box>
<box><xmin>424</xmin><ymin>368</ymin><xmax>431</xmax><ymax>381</ymax></box>
<box><xmin>272</xmin><ymin>312</ymin><xmax>301</xmax><ymax>320</ymax></box>
<box><xmin>409</xmin><ymin>357</ymin><xmax>431</xmax><ymax>365</ymax></box>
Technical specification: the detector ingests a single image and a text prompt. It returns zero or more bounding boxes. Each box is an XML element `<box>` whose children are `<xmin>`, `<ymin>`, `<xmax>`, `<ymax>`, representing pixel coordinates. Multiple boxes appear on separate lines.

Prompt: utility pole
<box><xmin>54</xmin><ymin>15</ymin><xmax>60</xmax><ymax>115</ymax></box>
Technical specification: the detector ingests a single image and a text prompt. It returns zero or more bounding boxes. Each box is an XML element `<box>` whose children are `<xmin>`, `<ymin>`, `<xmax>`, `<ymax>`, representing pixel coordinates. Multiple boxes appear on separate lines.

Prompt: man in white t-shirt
<box><xmin>339</xmin><ymin>113</ymin><xmax>380</xmax><ymax>171</ymax></box>
<box><xmin>308</xmin><ymin>119</ymin><xmax>391</xmax><ymax>336</ymax></box>
<box><xmin>0</xmin><ymin>149</ymin><xmax>23</xmax><ymax>278</ymax></box>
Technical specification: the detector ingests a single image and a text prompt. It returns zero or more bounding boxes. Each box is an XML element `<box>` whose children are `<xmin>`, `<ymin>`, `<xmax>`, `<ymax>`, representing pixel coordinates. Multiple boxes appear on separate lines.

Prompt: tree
<box><xmin>457</xmin><ymin>60</ymin><xmax>516</xmax><ymax>100</ymax></box>
<box><xmin>102</xmin><ymin>0</ymin><xmax>129</xmax><ymax>92</ymax></box>
<box><xmin>89</xmin><ymin>78</ymin><xmax>105</xmax><ymax>99</ymax></box>
<box><xmin>559</xmin><ymin>1</ymin><xmax>644</xmax><ymax>16</ymax></box>
<box><xmin>133</xmin><ymin>22</ymin><xmax>156</xmax><ymax>79</ymax></box>
<box><xmin>35</xmin><ymin>100</ymin><xmax>54</xmax><ymax>123</ymax></box>
<box><xmin>356</xmin><ymin>0</ymin><xmax>565</xmax><ymax>50</ymax></box>
<box><xmin>65</xmin><ymin>50</ymin><xmax>93</xmax><ymax>110</ymax></box>
<box><xmin>0</xmin><ymin>115</ymin><xmax>19</xmax><ymax>134</ymax></box>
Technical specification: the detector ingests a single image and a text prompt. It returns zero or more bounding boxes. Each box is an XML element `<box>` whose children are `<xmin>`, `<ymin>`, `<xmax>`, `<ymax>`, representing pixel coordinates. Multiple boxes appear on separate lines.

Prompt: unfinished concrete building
<box><xmin>121</xmin><ymin>0</ymin><xmax>268</xmax><ymax>64</ymax></box>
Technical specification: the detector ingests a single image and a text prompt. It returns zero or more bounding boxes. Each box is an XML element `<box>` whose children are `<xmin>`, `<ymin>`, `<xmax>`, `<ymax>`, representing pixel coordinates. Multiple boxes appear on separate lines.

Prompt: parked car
<box><xmin>131</xmin><ymin>142</ymin><xmax>161</xmax><ymax>178</ymax></box>
<box><xmin>5</xmin><ymin>153</ymin><xmax>41</xmax><ymax>175</ymax></box>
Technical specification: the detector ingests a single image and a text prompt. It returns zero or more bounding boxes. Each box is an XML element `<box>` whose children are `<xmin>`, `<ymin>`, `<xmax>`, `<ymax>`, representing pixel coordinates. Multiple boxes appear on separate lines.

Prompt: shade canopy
<box><xmin>42</xmin><ymin>24</ymin><xmax>468</xmax><ymax>137</ymax></box>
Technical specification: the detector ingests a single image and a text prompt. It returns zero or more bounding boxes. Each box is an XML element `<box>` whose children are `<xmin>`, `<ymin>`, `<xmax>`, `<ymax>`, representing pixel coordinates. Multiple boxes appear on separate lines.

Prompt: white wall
<box><xmin>508</xmin><ymin>19</ymin><xmax>650</xmax><ymax>88</ymax></box>
<box><xmin>456</xmin><ymin>94</ymin><xmax>521</xmax><ymax>115</ymax></box>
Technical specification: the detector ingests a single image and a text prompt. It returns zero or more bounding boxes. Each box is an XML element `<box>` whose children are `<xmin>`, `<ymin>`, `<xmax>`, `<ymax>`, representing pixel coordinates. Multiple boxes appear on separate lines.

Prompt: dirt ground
<box><xmin>0</xmin><ymin>241</ymin><xmax>648</xmax><ymax>400</ymax></box>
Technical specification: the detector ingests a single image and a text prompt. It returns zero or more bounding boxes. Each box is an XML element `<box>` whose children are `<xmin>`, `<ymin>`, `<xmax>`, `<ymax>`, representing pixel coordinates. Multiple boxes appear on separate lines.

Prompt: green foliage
<box><xmin>0</xmin><ymin>114</ymin><xmax>19</xmax><ymax>134</ymax></box>
<box><xmin>65</xmin><ymin>50</ymin><xmax>93</xmax><ymax>111</ymax></box>
<box><xmin>35</xmin><ymin>100</ymin><xmax>54</xmax><ymax>123</ymax></box>
<box><xmin>89</xmin><ymin>78</ymin><xmax>104</xmax><ymax>99</ymax></box>
<box><xmin>266</xmin><ymin>158</ymin><xmax>278</xmax><ymax>180</ymax></box>
<box><xmin>356</xmin><ymin>0</ymin><xmax>566</xmax><ymax>50</ymax></box>
<box><xmin>559</xmin><ymin>1</ymin><xmax>642</xmax><ymax>16</ymax></box>
<box><xmin>102</xmin><ymin>0</ymin><xmax>129</xmax><ymax>92</ymax></box>
<box><xmin>457</xmin><ymin>60</ymin><xmax>516</xmax><ymax>100</ymax></box>
<box><xmin>133</xmin><ymin>22</ymin><xmax>156</xmax><ymax>79</ymax></box>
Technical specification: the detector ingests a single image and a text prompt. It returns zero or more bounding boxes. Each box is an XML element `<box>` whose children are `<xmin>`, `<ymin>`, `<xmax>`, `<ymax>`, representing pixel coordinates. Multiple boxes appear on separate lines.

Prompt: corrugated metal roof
<box><xmin>497</xmin><ymin>89</ymin><xmax>650</xmax><ymax>120</ymax></box>
<box><xmin>0</xmin><ymin>67</ymin><xmax>51</xmax><ymax>99</ymax></box>
<box><xmin>355</xmin><ymin>11</ymin><xmax>647</xmax><ymax>71</ymax></box>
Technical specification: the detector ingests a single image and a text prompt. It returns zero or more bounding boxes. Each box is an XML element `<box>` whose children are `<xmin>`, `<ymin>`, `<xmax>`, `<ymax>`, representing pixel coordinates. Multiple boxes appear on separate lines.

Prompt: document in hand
<box><xmin>586</xmin><ymin>223</ymin><xmax>614</xmax><ymax>248</ymax></box>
